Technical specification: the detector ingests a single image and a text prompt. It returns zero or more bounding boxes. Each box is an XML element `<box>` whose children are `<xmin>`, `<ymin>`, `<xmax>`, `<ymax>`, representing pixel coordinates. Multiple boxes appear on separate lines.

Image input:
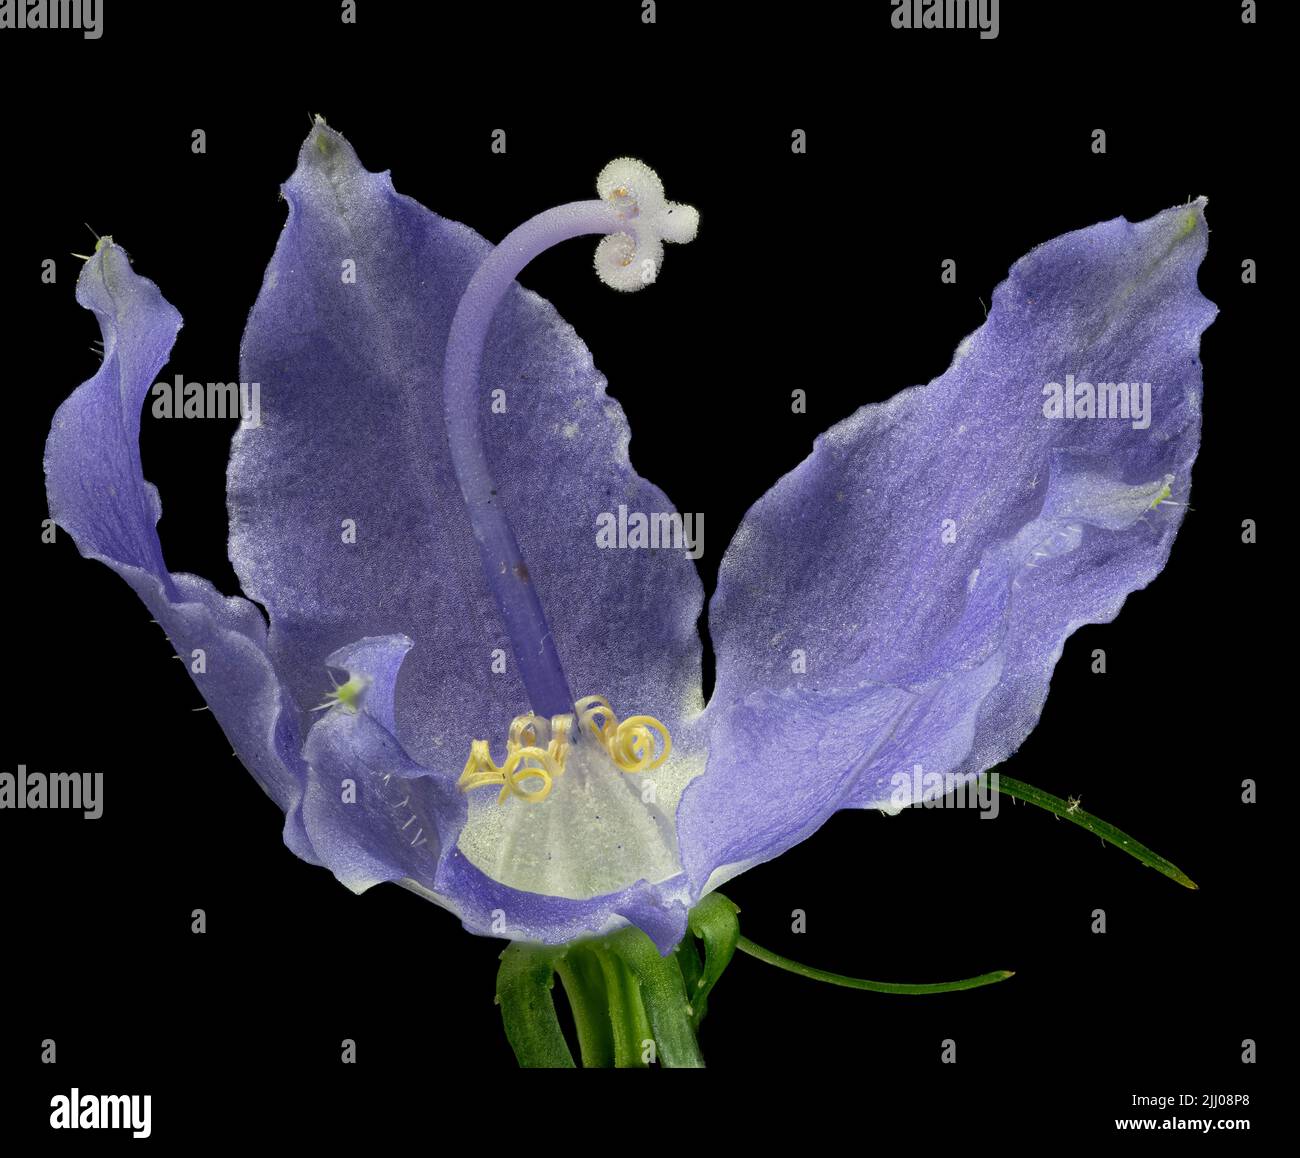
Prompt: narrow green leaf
<box><xmin>986</xmin><ymin>770</ymin><xmax>1198</xmax><ymax>889</ymax></box>
<box><xmin>736</xmin><ymin>937</ymin><xmax>1015</xmax><ymax>995</ymax></box>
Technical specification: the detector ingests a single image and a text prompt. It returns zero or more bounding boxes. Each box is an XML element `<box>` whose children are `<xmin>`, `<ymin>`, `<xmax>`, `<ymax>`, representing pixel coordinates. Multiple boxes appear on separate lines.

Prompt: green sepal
<box><xmin>606</xmin><ymin>926</ymin><xmax>705</xmax><ymax>1068</ymax></box>
<box><xmin>685</xmin><ymin>891</ymin><xmax>741</xmax><ymax>1029</ymax></box>
<box><xmin>674</xmin><ymin>928</ymin><xmax>705</xmax><ymax>1000</ymax></box>
<box><xmin>593</xmin><ymin>941</ymin><xmax>654</xmax><ymax>1068</ymax></box>
<box><xmin>495</xmin><ymin>942</ymin><xmax>576</xmax><ymax>1068</ymax></box>
<box><xmin>552</xmin><ymin>944</ymin><xmax>616</xmax><ymax>1068</ymax></box>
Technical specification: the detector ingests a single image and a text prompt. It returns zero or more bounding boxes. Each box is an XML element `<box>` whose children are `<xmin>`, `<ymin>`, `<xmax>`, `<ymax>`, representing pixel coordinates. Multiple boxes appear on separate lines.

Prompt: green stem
<box><xmin>553</xmin><ymin>945</ymin><xmax>615</xmax><ymax>1068</ymax></box>
<box><xmin>987</xmin><ymin>771</ymin><xmax>1198</xmax><ymax>889</ymax></box>
<box><xmin>495</xmin><ymin>943</ymin><xmax>575</xmax><ymax>1067</ymax></box>
<box><xmin>736</xmin><ymin>937</ymin><xmax>1015</xmax><ymax>994</ymax></box>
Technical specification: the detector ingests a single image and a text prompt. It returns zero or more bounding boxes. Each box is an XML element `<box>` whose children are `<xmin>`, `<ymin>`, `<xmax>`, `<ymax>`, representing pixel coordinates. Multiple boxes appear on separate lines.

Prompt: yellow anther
<box><xmin>459</xmin><ymin>712</ymin><xmax>574</xmax><ymax>805</ymax></box>
<box><xmin>609</xmin><ymin>715</ymin><xmax>673</xmax><ymax>771</ymax></box>
<box><xmin>575</xmin><ymin>696</ymin><xmax>672</xmax><ymax>773</ymax></box>
<box><xmin>498</xmin><ymin>747</ymin><xmax>556</xmax><ymax>804</ymax></box>
<box><xmin>509</xmin><ymin>713</ymin><xmax>543</xmax><ymax>748</ymax></box>
<box><xmin>460</xmin><ymin>698</ymin><xmax>671</xmax><ymax>805</ymax></box>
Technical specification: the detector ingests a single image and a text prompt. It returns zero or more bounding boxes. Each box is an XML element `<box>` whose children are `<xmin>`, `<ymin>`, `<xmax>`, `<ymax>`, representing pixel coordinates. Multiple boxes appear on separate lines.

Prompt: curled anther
<box><xmin>610</xmin><ymin>715</ymin><xmax>673</xmax><ymax>772</ymax></box>
<box><xmin>459</xmin><ymin>712</ymin><xmax>575</xmax><ymax>804</ymax></box>
<box><xmin>460</xmin><ymin>699</ymin><xmax>671</xmax><ymax>804</ymax></box>
<box><xmin>499</xmin><ymin>746</ymin><xmax>556</xmax><ymax>804</ymax></box>
<box><xmin>575</xmin><ymin>695</ymin><xmax>672</xmax><ymax>773</ymax></box>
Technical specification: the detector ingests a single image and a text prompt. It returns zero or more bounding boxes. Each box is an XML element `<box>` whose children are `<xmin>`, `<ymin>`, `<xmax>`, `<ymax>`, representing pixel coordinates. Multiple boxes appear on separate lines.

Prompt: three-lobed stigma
<box><xmin>459</xmin><ymin>696</ymin><xmax>671</xmax><ymax>805</ymax></box>
<box><xmin>593</xmin><ymin>157</ymin><xmax>698</xmax><ymax>291</ymax></box>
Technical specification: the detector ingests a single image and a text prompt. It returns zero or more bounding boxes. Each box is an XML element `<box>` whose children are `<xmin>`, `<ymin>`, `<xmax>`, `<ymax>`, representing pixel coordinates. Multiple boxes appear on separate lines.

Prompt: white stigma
<box><xmin>593</xmin><ymin>157</ymin><xmax>698</xmax><ymax>292</ymax></box>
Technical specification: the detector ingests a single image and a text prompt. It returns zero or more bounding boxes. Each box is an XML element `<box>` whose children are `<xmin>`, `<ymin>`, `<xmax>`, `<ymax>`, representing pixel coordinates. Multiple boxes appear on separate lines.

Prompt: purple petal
<box><xmin>44</xmin><ymin>245</ymin><xmax>314</xmax><ymax>860</ymax></box>
<box><xmin>229</xmin><ymin>124</ymin><xmax>705</xmax><ymax>773</ymax></box>
<box><xmin>678</xmin><ymin>682</ymin><xmax>915</xmax><ymax>893</ymax></box>
<box><xmin>680</xmin><ymin>201</ymin><xmax>1215</xmax><ymax>885</ymax></box>
<box><xmin>299</xmin><ymin>635</ymin><xmax>462</xmax><ymax>892</ymax></box>
<box><xmin>426</xmin><ymin>852</ymin><xmax>690</xmax><ymax>955</ymax></box>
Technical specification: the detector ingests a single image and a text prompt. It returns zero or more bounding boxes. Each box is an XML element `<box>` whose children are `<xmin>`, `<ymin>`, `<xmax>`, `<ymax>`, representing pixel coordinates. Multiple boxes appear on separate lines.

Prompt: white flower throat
<box><xmin>455</xmin><ymin>699</ymin><xmax>683</xmax><ymax>899</ymax></box>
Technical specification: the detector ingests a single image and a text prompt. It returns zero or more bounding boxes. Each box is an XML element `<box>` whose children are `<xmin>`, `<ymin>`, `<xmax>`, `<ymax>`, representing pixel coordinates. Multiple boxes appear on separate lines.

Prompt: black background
<box><xmin>2</xmin><ymin>0</ymin><xmax>1275</xmax><ymax>1143</ymax></box>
